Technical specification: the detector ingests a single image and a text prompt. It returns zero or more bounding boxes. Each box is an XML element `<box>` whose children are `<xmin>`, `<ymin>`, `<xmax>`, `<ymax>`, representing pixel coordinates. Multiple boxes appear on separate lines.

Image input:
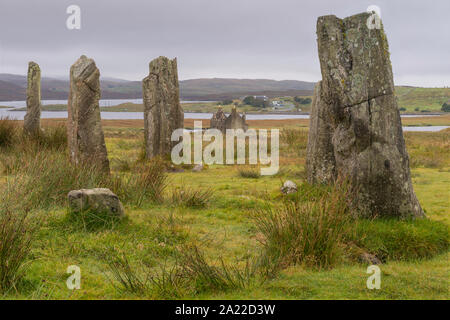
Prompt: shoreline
<box><xmin>4</xmin><ymin>108</ymin><xmax>446</xmax><ymax>117</ymax></box>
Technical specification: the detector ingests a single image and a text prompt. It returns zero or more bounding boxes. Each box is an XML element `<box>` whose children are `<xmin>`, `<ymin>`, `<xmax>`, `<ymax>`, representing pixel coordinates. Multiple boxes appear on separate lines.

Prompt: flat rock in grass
<box><xmin>68</xmin><ymin>188</ymin><xmax>125</xmax><ymax>218</ymax></box>
<box><xmin>281</xmin><ymin>180</ymin><xmax>298</xmax><ymax>194</ymax></box>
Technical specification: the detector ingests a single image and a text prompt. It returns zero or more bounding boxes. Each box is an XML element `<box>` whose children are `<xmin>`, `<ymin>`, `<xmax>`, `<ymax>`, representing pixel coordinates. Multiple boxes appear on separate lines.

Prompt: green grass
<box><xmin>352</xmin><ymin>218</ymin><xmax>449</xmax><ymax>262</ymax></box>
<box><xmin>396</xmin><ymin>87</ymin><xmax>450</xmax><ymax>112</ymax></box>
<box><xmin>0</xmin><ymin>121</ymin><xmax>448</xmax><ymax>299</ymax></box>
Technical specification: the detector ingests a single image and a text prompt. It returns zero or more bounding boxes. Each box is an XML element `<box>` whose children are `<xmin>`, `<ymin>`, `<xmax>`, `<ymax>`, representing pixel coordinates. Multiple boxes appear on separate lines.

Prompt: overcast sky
<box><xmin>0</xmin><ymin>0</ymin><xmax>449</xmax><ymax>87</ymax></box>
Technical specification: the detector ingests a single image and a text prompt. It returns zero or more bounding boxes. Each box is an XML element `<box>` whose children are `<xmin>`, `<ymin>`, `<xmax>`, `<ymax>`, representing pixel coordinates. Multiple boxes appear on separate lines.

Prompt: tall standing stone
<box><xmin>67</xmin><ymin>55</ymin><xmax>109</xmax><ymax>172</ymax></box>
<box><xmin>143</xmin><ymin>56</ymin><xmax>184</xmax><ymax>158</ymax></box>
<box><xmin>306</xmin><ymin>12</ymin><xmax>423</xmax><ymax>218</ymax></box>
<box><xmin>24</xmin><ymin>62</ymin><xmax>41</xmax><ymax>135</ymax></box>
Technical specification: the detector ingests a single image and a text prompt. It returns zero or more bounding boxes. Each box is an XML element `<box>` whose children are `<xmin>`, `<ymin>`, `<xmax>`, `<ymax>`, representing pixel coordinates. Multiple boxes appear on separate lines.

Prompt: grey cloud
<box><xmin>0</xmin><ymin>0</ymin><xmax>449</xmax><ymax>86</ymax></box>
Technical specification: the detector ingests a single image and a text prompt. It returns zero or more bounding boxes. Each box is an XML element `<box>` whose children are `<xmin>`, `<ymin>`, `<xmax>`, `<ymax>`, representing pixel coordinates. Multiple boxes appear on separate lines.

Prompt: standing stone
<box><xmin>306</xmin><ymin>13</ymin><xmax>423</xmax><ymax>218</ymax></box>
<box><xmin>67</xmin><ymin>55</ymin><xmax>109</xmax><ymax>172</ymax></box>
<box><xmin>24</xmin><ymin>62</ymin><xmax>41</xmax><ymax>135</ymax></box>
<box><xmin>143</xmin><ymin>56</ymin><xmax>184</xmax><ymax>158</ymax></box>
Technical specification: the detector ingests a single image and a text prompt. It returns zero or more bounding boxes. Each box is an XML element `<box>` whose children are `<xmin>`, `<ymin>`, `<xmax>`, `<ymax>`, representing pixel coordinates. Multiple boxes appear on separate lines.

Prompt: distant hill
<box><xmin>179</xmin><ymin>78</ymin><xmax>315</xmax><ymax>100</ymax></box>
<box><xmin>0</xmin><ymin>74</ymin><xmax>315</xmax><ymax>101</ymax></box>
<box><xmin>0</xmin><ymin>74</ymin><xmax>142</xmax><ymax>100</ymax></box>
<box><xmin>1</xmin><ymin>74</ymin><xmax>447</xmax><ymax>111</ymax></box>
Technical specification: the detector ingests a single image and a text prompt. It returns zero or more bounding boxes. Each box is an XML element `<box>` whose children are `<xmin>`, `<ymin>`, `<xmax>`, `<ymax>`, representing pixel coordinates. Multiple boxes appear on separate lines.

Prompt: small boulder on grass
<box><xmin>281</xmin><ymin>180</ymin><xmax>297</xmax><ymax>194</ymax></box>
<box><xmin>68</xmin><ymin>188</ymin><xmax>125</xmax><ymax>218</ymax></box>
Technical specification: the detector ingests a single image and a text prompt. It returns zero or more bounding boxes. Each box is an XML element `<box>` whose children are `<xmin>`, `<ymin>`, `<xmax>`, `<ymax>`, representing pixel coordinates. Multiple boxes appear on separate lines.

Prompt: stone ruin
<box><xmin>306</xmin><ymin>12</ymin><xmax>424</xmax><ymax>218</ymax></box>
<box><xmin>210</xmin><ymin>106</ymin><xmax>248</xmax><ymax>133</ymax></box>
<box><xmin>67</xmin><ymin>55</ymin><xmax>110</xmax><ymax>173</ymax></box>
<box><xmin>142</xmin><ymin>56</ymin><xmax>184</xmax><ymax>158</ymax></box>
<box><xmin>23</xmin><ymin>61</ymin><xmax>41</xmax><ymax>135</ymax></box>
<box><xmin>210</xmin><ymin>106</ymin><xmax>227</xmax><ymax>132</ymax></box>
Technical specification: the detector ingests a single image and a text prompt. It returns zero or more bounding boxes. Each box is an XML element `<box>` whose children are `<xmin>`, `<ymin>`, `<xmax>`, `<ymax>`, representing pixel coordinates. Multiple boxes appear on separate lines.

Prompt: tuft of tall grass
<box><xmin>100</xmin><ymin>248</ymin><xmax>149</xmax><ymax>294</ymax></box>
<box><xmin>101</xmin><ymin>244</ymin><xmax>258</xmax><ymax>297</ymax></box>
<box><xmin>1</xmin><ymin>151</ymin><xmax>111</xmax><ymax>211</ymax></box>
<box><xmin>111</xmin><ymin>158</ymin><xmax>132</xmax><ymax>172</ymax></box>
<box><xmin>237</xmin><ymin>166</ymin><xmax>261</xmax><ymax>179</ymax></box>
<box><xmin>0</xmin><ymin>118</ymin><xmax>66</xmax><ymax>151</ymax></box>
<box><xmin>0</xmin><ymin>116</ymin><xmax>18</xmax><ymax>148</ymax></box>
<box><xmin>147</xmin><ymin>263</ymin><xmax>185</xmax><ymax>299</ymax></box>
<box><xmin>170</xmin><ymin>185</ymin><xmax>214</xmax><ymax>208</ymax></box>
<box><xmin>30</xmin><ymin>124</ymin><xmax>67</xmax><ymax>150</ymax></box>
<box><xmin>178</xmin><ymin>245</ymin><xmax>257</xmax><ymax>292</ymax></box>
<box><xmin>1</xmin><ymin>148</ymin><xmax>168</xmax><ymax>211</ymax></box>
<box><xmin>116</xmin><ymin>157</ymin><xmax>168</xmax><ymax>206</ymax></box>
<box><xmin>0</xmin><ymin>210</ymin><xmax>39</xmax><ymax>293</ymax></box>
<box><xmin>99</xmin><ymin>247</ymin><xmax>185</xmax><ymax>298</ymax></box>
<box><xmin>254</xmin><ymin>182</ymin><xmax>353</xmax><ymax>270</ymax></box>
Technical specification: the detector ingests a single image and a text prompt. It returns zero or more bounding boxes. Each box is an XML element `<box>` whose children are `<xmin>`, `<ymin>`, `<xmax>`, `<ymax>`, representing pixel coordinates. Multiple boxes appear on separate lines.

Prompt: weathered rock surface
<box><xmin>281</xmin><ymin>180</ymin><xmax>298</xmax><ymax>194</ymax></box>
<box><xmin>143</xmin><ymin>56</ymin><xmax>184</xmax><ymax>158</ymax></box>
<box><xmin>306</xmin><ymin>12</ymin><xmax>423</xmax><ymax>218</ymax></box>
<box><xmin>24</xmin><ymin>62</ymin><xmax>41</xmax><ymax>135</ymax></box>
<box><xmin>210</xmin><ymin>107</ymin><xmax>227</xmax><ymax>132</ymax></box>
<box><xmin>67</xmin><ymin>55</ymin><xmax>110</xmax><ymax>172</ymax></box>
<box><xmin>210</xmin><ymin>106</ymin><xmax>248</xmax><ymax>133</ymax></box>
<box><xmin>68</xmin><ymin>188</ymin><xmax>125</xmax><ymax>218</ymax></box>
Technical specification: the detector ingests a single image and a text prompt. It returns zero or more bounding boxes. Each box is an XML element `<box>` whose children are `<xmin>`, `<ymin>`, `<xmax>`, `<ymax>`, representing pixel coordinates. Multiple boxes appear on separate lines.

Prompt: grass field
<box><xmin>0</xmin><ymin>117</ymin><xmax>448</xmax><ymax>300</ymax></box>
<box><xmin>396</xmin><ymin>87</ymin><xmax>450</xmax><ymax>112</ymax></box>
